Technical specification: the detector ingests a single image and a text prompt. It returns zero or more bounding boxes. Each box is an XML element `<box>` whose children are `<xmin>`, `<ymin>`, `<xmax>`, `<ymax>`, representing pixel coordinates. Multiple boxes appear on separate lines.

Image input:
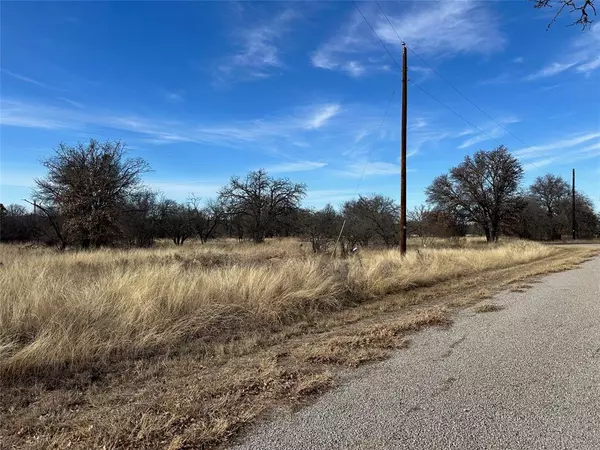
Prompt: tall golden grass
<box><xmin>0</xmin><ymin>239</ymin><xmax>553</xmax><ymax>378</ymax></box>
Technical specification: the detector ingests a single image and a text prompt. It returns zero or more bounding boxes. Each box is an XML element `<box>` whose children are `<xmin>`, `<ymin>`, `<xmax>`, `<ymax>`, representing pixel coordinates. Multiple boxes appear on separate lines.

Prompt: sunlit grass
<box><xmin>0</xmin><ymin>238</ymin><xmax>554</xmax><ymax>378</ymax></box>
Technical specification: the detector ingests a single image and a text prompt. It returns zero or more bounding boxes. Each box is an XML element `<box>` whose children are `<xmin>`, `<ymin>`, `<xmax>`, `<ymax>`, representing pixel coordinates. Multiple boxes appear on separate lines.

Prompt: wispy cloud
<box><xmin>345</xmin><ymin>161</ymin><xmax>399</xmax><ymax>177</ymax></box>
<box><xmin>525</xmin><ymin>24</ymin><xmax>600</xmax><ymax>80</ymax></box>
<box><xmin>516</xmin><ymin>131</ymin><xmax>600</xmax><ymax>170</ymax></box>
<box><xmin>581</xmin><ymin>141</ymin><xmax>600</xmax><ymax>152</ymax></box>
<box><xmin>303</xmin><ymin>188</ymin><xmax>358</xmax><ymax>207</ymax></box>
<box><xmin>215</xmin><ymin>8</ymin><xmax>300</xmax><ymax>85</ymax></box>
<box><xmin>409</xmin><ymin>65</ymin><xmax>434</xmax><ymax>81</ymax></box>
<box><xmin>575</xmin><ymin>57</ymin><xmax>600</xmax><ymax>74</ymax></box>
<box><xmin>313</xmin><ymin>1</ymin><xmax>504</xmax><ymax>77</ymax></box>
<box><xmin>57</xmin><ymin>97</ymin><xmax>84</xmax><ymax>108</ymax></box>
<box><xmin>164</xmin><ymin>91</ymin><xmax>184</xmax><ymax>103</ymax></box>
<box><xmin>478</xmin><ymin>72</ymin><xmax>513</xmax><ymax>86</ymax></box>
<box><xmin>146</xmin><ymin>180</ymin><xmax>224</xmax><ymax>200</ymax></box>
<box><xmin>523</xmin><ymin>157</ymin><xmax>556</xmax><ymax>172</ymax></box>
<box><xmin>457</xmin><ymin>117</ymin><xmax>520</xmax><ymax>149</ymax></box>
<box><xmin>525</xmin><ymin>62</ymin><xmax>577</xmax><ymax>80</ymax></box>
<box><xmin>304</xmin><ymin>104</ymin><xmax>341</xmax><ymax>129</ymax></box>
<box><xmin>266</xmin><ymin>160</ymin><xmax>327</xmax><ymax>173</ymax></box>
<box><xmin>515</xmin><ymin>132</ymin><xmax>600</xmax><ymax>158</ymax></box>
<box><xmin>1</xmin><ymin>69</ymin><xmax>49</xmax><ymax>88</ymax></box>
<box><xmin>0</xmin><ymin>98</ymin><xmax>374</xmax><ymax>164</ymax></box>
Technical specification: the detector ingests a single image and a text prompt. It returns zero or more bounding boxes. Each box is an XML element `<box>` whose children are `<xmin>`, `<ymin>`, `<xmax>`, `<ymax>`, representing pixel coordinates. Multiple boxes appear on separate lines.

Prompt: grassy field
<box><xmin>1</xmin><ymin>238</ymin><xmax>598</xmax><ymax>449</ymax></box>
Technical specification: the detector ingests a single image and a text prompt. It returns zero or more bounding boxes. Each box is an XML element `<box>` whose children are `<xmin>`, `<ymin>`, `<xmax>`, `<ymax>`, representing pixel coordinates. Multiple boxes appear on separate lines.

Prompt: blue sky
<box><xmin>1</xmin><ymin>1</ymin><xmax>599</xmax><ymax>210</ymax></box>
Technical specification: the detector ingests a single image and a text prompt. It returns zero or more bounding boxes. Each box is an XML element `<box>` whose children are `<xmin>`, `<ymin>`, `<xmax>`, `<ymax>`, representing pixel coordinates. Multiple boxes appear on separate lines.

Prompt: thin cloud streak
<box><xmin>266</xmin><ymin>161</ymin><xmax>327</xmax><ymax>173</ymax></box>
<box><xmin>1</xmin><ymin>69</ymin><xmax>49</xmax><ymax>88</ymax></box>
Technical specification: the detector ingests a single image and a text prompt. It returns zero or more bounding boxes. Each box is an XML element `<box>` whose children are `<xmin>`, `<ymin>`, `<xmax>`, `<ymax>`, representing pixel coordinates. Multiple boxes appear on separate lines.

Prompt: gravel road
<box><xmin>233</xmin><ymin>254</ymin><xmax>600</xmax><ymax>450</ymax></box>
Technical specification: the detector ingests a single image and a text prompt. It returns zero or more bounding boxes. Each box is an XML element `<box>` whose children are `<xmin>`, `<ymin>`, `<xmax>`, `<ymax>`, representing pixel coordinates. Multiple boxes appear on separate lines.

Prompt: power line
<box><xmin>374</xmin><ymin>0</ymin><xmax>546</xmax><ymax>170</ymax></box>
<box><xmin>352</xmin><ymin>0</ymin><xmax>401</xmax><ymax>71</ymax></box>
<box><xmin>332</xmin><ymin>87</ymin><xmax>396</xmax><ymax>259</ymax></box>
<box><xmin>355</xmin><ymin>88</ymin><xmax>397</xmax><ymax>194</ymax></box>
<box><xmin>353</xmin><ymin>0</ymin><xmax>500</xmax><ymax>147</ymax></box>
<box><xmin>408</xmin><ymin>80</ymin><xmax>506</xmax><ymax>149</ymax></box>
<box><xmin>375</xmin><ymin>0</ymin><xmax>529</xmax><ymax>146</ymax></box>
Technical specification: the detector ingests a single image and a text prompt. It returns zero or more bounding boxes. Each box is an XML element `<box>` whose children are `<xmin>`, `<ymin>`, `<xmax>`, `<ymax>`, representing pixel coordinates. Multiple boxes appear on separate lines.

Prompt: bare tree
<box><xmin>24</xmin><ymin>200</ymin><xmax>67</xmax><ymax>249</ymax></box>
<box><xmin>529</xmin><ymin>174</ymin><xmax>570</xmax><ymax>240</ymax></box>
<box><xmin>426</xmin><ymin>146</ymin><xmax>524</xmax><ymax>242</ymax></box>
<box><xmin>533</xmin><ymin>0</ymin><xmax>596</xmax><ymax>29</ymax></box>
<box><xmin>218</xmin><ymin>169</ymin><xmax>306</xmax><ymax>243</ymax></box>
<box><xmin>188</xmin><ymin>195</ymin><xmax>225</xmax><ymax>243</ymax></box>
<box><xmin>343</xmin><ymin>195</ymin><xmax>398</xmax><ymax>247</ymax></box>
<box><xmin>120</xmin><ymin>189</ymin><xmax>160</xmax><ymax>247</ymax></box>
<box><xmin>302</xmin><ymin>204</ymin><xmax>342</xmax><ymax>253</ymax></box>
<box><xmin>34</xmin><ymin>139</ymin><xmax>150</xmax><ymax>248</ymax></box>
<box><xmin>158</xmin><ymin>199</ymin><xmax>195</xmax><ymax>245</ymax></box>
<box><xmin>408</xmin><ymin>204</ymin><xmax>435</xmax><ymax>246</ymax></box>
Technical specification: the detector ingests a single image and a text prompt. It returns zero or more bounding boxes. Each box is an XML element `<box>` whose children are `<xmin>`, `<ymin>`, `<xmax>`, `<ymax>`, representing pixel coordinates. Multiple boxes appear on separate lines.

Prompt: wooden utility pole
<box><xmin>400</xmin><ymin>44</ymin><xmax>408</xmax><ymax>255</ymax></box>
<box><xmin>572</xmin><ymin>168</ymin><xmax>576</xmax><ymax>240</ymax></box>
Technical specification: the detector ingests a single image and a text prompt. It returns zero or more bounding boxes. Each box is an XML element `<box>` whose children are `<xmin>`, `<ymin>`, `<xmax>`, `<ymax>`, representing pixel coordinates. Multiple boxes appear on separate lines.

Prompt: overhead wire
<box><xmin>363</xmin><ymin>0</ymin><xmax>546</xmax><ymax>170</ymax></box>
<box><xmin>332</xmin><ymin>87</ymin><xmax>397</xmax><ymax>258</ymax></box>
<box><xmin>352</xmin><ymin>0</ymin><xmax>401</xmax><ymax>71</ymax></box>
<box><xmin>355</xmin><ymin>88</ymin><xmax>397</xmax><ymax>195</ymax></box>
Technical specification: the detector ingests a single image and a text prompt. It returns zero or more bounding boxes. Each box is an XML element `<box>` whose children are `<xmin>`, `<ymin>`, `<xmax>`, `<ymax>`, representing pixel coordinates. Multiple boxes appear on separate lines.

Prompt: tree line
<box><xmin>1</xmin><ymin>140</ymin><xmax>598</xmax><ymax>249</ymax></box>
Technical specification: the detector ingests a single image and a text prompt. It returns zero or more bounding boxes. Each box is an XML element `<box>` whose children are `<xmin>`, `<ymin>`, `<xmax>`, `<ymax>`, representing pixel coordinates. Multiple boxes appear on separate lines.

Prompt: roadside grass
<box><xmin>0</xmin><ymin>239</ymin><xmax>553</xmax><ymax>379</ymax></box>
<box><xmin>474</xmin><ymin>303</ymin><xmax>505</xmax><ymax>313</ymax></box>
<box><xmin>1</xmin><ymin>238</ymin><xmax>598</xmax><ymax>449</ymax></box>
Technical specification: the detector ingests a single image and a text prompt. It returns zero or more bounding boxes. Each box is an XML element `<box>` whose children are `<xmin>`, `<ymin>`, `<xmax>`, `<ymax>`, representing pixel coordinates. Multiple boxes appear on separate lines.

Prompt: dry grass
<box><xmin>0</xmin><ymin>239</ymin><xmax>553</xmax><ymax>379</ymax></box>
<box><xmin>474</xmin><ymin>303</ymin><xmax>505</xmax><ymax>313</ymax></box>
<box><xmin>1</xmin><ymin>238</ymin><xmax>597</xmax><ymax>449</ymax></box>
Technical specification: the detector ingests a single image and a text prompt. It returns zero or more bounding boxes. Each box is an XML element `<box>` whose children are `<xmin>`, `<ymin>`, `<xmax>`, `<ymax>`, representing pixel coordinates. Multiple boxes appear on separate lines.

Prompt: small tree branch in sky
<box><xmin>533</xmin><ymin>0</ymin><xmax>597</xmax><ymax>29</ymax></box>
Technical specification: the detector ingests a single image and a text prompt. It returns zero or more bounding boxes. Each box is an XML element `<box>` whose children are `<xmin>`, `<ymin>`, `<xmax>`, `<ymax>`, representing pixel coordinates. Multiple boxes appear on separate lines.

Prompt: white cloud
<box><xmin>375</xmin><ymin>1</ymin><xmax>504</xmax><ymax>55</ymax></box>
<box><xmin>409</xmin><ymin>65</ymin><xmax>434</xmax><ymax>81</ymax></box>
<box><xmin>575</xmin><ymin>57</ymin><xmax>600</xmax><ymax>74</ymax></box>
<box><xmin>215</xmin><ymin>9</ymin><xmax>299</xmax><ymax>84</ymax></box>
<box><xmin>1</xmin><ymin>69</ymin><xmax>48</xmax><ymax>88</ymax></box>
<box><xmin>266</xmin><ymin>161</ymin><xmax>327</xmax><ymax>173</ymax></box>
<box><xmin>523</xmin><ymin>158</ymin><xmax>556</xmax><ymax>172</ymax></box>
<box><xmin>581</xmin><ymin>141</ymin><xmax>600</xmax><ymax>152</ymax></box>
<box><xmin>146</xmin><ymin>181</ymin><xmax>224</xmax><ymax>200</ymax></box>
<box><xmin>478</xmin><ymin>72</ymin><xmax>513</xmax><ymax>86</ymax></box>
<box><xmin>457</xmin><ymin>117</ymin><xmax>520</xmax><ymax>149</ymax></box>
<box><xmin>312</xmin><ymin>1</ymin><xmax>505</xmax><ymax>77</ymax></box>
<box><xmin>304</xmin><ymin>104</ymin><xmax>341</xmax><ymax>129</ymax></box>
<box><xmin>345</xmin><ymin>161</ymin><xmax>400</xmax><ymax>177</ymax></box>
<box><xmin>515</xmin><ymin>132</ymin><xmax>600</xmax><ymax>158</ymax></box>
<box><xmin>459</xmin><ymin>128</ymin><xmax>503</xmax><ymax>149</ymax></box>
<box><xmin>513</xmin><ymin>57</ymin><xmax>524</xmax><ymax>64</ymax></box>
<box><xmin>516</xmin><ymin>131</ymin><xmax>600</xmax><ymax>171</ymax></box>
<box><xmin>526</xmin><ymin>24</ymin><xmax>600</xmax><ymax>80</ymax></box>
<box><xmin>57</xmin><ymin>97</ymin><xmax>84</xmax><ymax>108</ymax></box>
<box><xmin>410</xmin><ymin>117</ymin><xmax>428</xmax><ymax>130</ymax></box>
<box><xmin>0</xmin><ymin>98</ymin><xmax>359</xmax><ymax>160</ymax></box>
<box><xmin>526</xmin><ymin>61</ymin><xmax>578</xmax><ymax>80</ymax></box>
<box><xmin>303</xmin><ymin>189</ymin><xmax>357</xmax><ymax>207</ymax></box>
<box><xmin>165</xmin><ymin>91</ymin><xmax>184</xmax><ymax>103</ymax></box>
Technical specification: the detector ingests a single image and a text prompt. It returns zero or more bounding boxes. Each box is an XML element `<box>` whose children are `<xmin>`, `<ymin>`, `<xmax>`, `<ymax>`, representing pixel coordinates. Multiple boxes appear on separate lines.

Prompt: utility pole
<box><xmin>400</xmin><ymin>43</ymin><xmax>408</xmax><ymax>255</ymax></box>
<box><xmin>572</xmin><ymin>168</ymin><xmax>576</xmax><ymax>240</ymax></box>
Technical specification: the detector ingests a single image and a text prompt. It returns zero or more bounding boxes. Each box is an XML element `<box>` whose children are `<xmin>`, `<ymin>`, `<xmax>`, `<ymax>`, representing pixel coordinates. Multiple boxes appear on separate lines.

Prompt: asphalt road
<box><xmin>233</xmin><ymin>255</ymin><xmax>600</xmax><ymax>450</ymax></box>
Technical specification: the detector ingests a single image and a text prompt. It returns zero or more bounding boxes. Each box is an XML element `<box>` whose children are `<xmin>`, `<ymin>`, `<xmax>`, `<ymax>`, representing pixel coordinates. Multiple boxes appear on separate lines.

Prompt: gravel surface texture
<box><xmin>232</xmin><ymin>255</ymin><xmax>600</xmax><ymax>450</ymax></box>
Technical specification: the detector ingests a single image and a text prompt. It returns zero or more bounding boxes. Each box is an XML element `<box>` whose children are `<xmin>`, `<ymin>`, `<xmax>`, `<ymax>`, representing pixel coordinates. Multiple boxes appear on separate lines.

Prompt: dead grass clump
<box><xmin>474</xmin><ymin>304</ymin><xmax>505</xmax><ymax>313</ymax></box>
<box><xmin>296</xmin><ymin>308</ymin><xmax>451</xmax><ymax>367</ymax></box>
